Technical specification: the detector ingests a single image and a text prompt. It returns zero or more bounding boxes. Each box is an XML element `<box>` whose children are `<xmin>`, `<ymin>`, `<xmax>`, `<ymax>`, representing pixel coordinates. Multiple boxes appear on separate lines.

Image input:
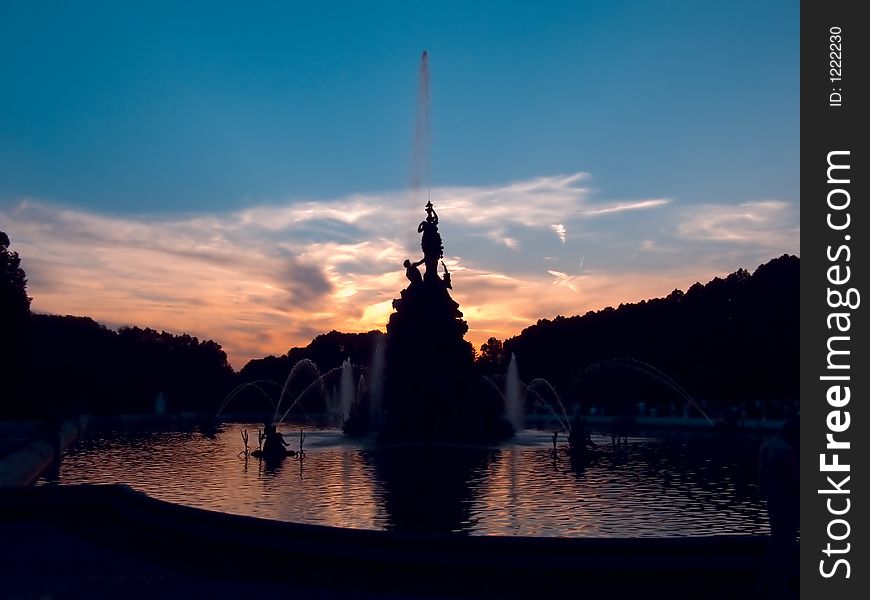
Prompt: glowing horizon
<box><xmin>1</xmin><ymin>173</ymin><xmax>798</xmax><ymax>369</ymax></box>
<box><xmin>1</xmin><ymin>3</ymin><xmax>798</xmax><ymax>369</ymax></box>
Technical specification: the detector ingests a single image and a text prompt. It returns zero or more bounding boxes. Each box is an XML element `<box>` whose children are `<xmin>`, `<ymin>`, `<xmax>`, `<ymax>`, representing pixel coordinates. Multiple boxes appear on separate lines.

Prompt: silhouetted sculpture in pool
<box><xmin>347</xmin><ymin>202</ymin><xmax>512</xmax><ymax>442</ymax></box>
<box><xmin>260</xmin><ymin>424</ymin><xmax>289</xmax><ymax>455</ymax></box>
<box><xmin>251</xmin><ymin>423</ymin><xmax>301</xmax><ymax>465</ymax></box>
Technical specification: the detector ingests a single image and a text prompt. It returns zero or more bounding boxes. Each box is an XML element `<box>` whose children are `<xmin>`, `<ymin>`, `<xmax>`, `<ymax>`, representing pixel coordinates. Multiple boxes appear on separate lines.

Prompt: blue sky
<box><xmin>0</xmin><ymin>1</ymin><xmax>799</xmax><ymax>366</ymax></box>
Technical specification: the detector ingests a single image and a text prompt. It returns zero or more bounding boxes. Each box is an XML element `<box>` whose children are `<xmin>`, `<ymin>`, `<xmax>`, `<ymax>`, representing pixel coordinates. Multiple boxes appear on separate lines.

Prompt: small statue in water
<box><xmin>260</xmin><ymin>423</ymin><xmax>290</xmax><ymax>457</ymax></box>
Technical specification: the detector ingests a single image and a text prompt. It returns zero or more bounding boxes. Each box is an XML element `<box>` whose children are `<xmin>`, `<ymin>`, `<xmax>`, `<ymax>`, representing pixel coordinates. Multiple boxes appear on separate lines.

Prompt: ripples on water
<box><xmin>42</xmin><ymin>423</ymin><xmax>771</xmax><ymax>537</ymax></box>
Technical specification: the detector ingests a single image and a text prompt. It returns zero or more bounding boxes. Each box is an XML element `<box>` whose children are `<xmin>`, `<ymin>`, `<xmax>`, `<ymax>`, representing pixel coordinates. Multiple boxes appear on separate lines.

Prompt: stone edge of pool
<box><xmin>0</xmin><ymin>418</ymin><xmax>85</xmax><ymax>486</ymax></box>
<box><xmin>0</xmin><ymin>483</ymin><xmax>770</xmax><ymax>598</ymax></box>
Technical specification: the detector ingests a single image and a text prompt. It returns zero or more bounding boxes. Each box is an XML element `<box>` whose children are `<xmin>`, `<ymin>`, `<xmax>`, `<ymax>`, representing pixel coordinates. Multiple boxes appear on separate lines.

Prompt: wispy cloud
<box><xmin>582</xmin><ymin>198</ymin><xmax>671</xmax><ymax>216</ymax></box>
<box><xmin>547</xmin><ymin>270</ymin><xmax>577</xmax><ymax>291</ymax></box>
<box><xmin>677</xmin><ymin>200</ymin><xmax>798</xmax><ymax>248</ymax></box>
<box><xmin>0</xmin><ymin>174</ymin><xmax>797</xmax><ymax>367</ymax></box>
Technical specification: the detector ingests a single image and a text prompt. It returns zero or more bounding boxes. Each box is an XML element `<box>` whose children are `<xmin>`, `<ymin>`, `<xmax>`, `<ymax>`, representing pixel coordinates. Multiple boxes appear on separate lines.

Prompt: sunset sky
<box><xmin>0</xmin><ymin>1</ymin><xmax>799</xmax><ymax>368</ymax></box>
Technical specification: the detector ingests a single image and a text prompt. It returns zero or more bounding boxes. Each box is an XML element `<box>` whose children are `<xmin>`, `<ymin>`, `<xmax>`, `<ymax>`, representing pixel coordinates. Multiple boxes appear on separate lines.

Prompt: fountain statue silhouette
<box><xmin>373</xmin><ymin>200</ymin><xmax>512</xmax><ymax>442</ymax></box>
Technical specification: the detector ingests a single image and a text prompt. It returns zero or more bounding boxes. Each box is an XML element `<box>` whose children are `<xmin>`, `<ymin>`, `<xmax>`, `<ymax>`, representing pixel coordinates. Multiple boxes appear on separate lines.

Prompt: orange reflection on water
<box><xmin>48</xmin><ymin>424</ymin><xmax>771</xmax><ymax>537</ymax></box>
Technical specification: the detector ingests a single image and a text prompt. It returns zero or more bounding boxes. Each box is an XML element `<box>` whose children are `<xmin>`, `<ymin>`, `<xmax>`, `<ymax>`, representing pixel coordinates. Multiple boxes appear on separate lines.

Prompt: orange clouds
<box><xmin>0</xmin><ymin>174</ymin><xmax>798</xmax><ymax>368</ymax></box>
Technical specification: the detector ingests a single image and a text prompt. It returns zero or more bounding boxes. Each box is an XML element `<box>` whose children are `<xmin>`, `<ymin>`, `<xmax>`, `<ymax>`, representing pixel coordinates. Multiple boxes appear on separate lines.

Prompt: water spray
<box><xmin>409</xmin><ymin>50</ymin><xmax>431</xmax><ymax>245</ymax></box>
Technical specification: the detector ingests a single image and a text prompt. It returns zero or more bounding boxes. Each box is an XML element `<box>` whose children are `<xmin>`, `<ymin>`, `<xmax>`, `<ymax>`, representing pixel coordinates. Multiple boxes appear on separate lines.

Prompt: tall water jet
<box><xmin>339</xmin><ymin>359</ymin><xmax>354</xmax><ymax>424</ymax></box>
<box><xmin>154</xmin><ymin>391</ymin><xmax>167</xmax><ymax>415</ymax></box>
<box><xmin>412</xmin><ymin>50</ymin><xmax>430</xmax><ymax>197</ymax></box>
<box><xmin>357</xmin><ymin>54</ymin><xmax>511</xmax><ymax>442</ymax></box>
<box><xmin>505</xmin><ymin>354</ymin><xmax>523</xmax><ymax>431</ymax></box>
<box><xmin>407</xmin><ymin>50</ymin><xmax>431</xmax><ymax>250</ymax></box>
<box><xmin>369</xmin><ymin>337</ymin><xmax>385</xmax><ymax>430</ymax></box>
<box><xmin>327</xmin><ymin>385</ymin><xmax>338</xmax><ymax>422</ymax></box>
<box><xmin>357</xmin><ymin>374</ymin><xmax>367</xmax><ymax>415</ymax></box>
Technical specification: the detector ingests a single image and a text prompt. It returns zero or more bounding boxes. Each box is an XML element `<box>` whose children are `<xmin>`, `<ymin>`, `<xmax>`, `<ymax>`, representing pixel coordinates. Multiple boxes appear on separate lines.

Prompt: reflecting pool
<box><xmin>42</xmin><ymin>422</ymin><xmax>772</xmax><ymax>537</ymax></box>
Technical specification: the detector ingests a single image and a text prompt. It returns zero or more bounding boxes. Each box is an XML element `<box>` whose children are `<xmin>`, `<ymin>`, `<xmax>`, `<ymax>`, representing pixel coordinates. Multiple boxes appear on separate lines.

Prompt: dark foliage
<box><xmin>2</xmin><ymin>314</ymin><xmax>233</xmax><ymax>419</ymax></box>
<box><xmin>1</xmin><ymin>230</ymin><xmax>32</xmax><ymax>414</ymax></box>
<box><xmin>0</xmin><ymin>230</ymin><xmax>31</xmax><ymax>318</ymax></box>
<box><xmin>1</xmin><ymin>225</ymin><xmax>797</xmax><ymax>424</ymax></box>
<box><xmin>475</xmin><ymin>337</ymin><xmax>505</xmax><ymax>375</ymax></box>
<box><xmin>234</xmin><ymin>330</ymin><xmax>385</xmax><ymax>414</ymax></box>
<box><xmin>498</xmin><ymin>255</ymin><xmax>799</xmax><ymax>419</ymax></box>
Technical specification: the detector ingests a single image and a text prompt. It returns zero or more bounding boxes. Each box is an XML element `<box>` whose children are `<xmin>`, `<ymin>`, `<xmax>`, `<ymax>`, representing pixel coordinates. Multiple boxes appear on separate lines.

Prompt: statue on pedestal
<box><xmin>417</xmin><ymin>200</ymin><xmax>444</xmax><ymax>282</ymax></box>
<box><xmin>348</xmin><ymin>200</ymin><xmax>513</xmax><ymax>442</ymax></box>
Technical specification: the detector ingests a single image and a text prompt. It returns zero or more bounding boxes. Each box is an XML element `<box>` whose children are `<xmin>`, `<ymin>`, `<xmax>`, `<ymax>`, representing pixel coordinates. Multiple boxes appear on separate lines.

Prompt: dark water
<box><xmin>42</xmin><ymin>423</ymin><xmax>772</xmax><ymax>537</ymax></box>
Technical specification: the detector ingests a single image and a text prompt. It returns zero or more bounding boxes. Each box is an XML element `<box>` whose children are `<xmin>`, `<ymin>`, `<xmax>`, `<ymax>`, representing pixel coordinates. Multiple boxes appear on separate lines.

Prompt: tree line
<box><xmin>2</xmin><ymin>230</ymin><xmax>234</xmax><ymax>418</ymax></box>
<box><xmin>2</xmin><ymin>228</ymin><xmax>798</xmax><ymax>420</ymax></box>
<box><xmin>493</xmin><ymin>254</ymin><xmax>799</xmax><ymax>420</ymax></box>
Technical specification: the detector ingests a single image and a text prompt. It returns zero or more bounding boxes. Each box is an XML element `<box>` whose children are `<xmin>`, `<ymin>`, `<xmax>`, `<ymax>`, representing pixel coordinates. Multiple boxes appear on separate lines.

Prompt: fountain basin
<box><xmin>1</xmin><ymin>483</ymin><xmax>767</xmax><ymax>598</ymax></box>
<box><xmin>40</xmin><ymin>422</ymin><xmax>772</xmax><ymax>538</ymax></box>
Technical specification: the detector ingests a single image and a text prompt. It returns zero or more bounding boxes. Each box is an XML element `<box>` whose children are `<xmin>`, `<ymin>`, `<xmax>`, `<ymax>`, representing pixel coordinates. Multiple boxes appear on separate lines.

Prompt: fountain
<box><xmin>526</xmin><ymin>378</ymin><xmax>572</xmax><ymax>434</ymax></box>
<box><xmin>216</xmin><ymin>359</ymin><xmax>353</xmax><ymax>429</ymax></box>
<box><xmin>215</xmin><ymin>359</ymin><xmax>325</xmax><ymax>422</ymax></box>
<box><xmin>338</xmin><ymin>358</ymin><xmax>354</xmax><ymax>424</ymax></box>
<box><xmin>504</xmin><ymin>354</ymin><xmax>522</xmax><ymax>431</ymax></box>
<box><xmin>16</xmin><ymin>50</ymin><xmax>784</xmax><ymax>574</ymax></box>
<box><xmin>153</xmin><ymin>391</ymin><xmax>167</xmax><ymax>415</ymax></box>
<box><xmin>576</xmin><ymin>358</ymin><xmax>713</xmax><ymax>424</ymax></box>
<box><xmin>368</xmin><ymin>337</ymin><xmax>385</xmax><ymax>430</ymax></box>
<box><xmin>338</xmin><ymin>201</ymin><xmax>512</xmax><ymax>442</ymax></box>
<box><xmin>275</xmin><ymin>359</ymin><xmax>324</xmax><ymax>422</ymax></box>
<box><xmin>216</xmin><ymin>380</ymin><xmax>281</xmax><ymax>418</ymax></box>
<box><xmin>328</xmin><ymin>51</ymin><xmax>510</xmax><ymax>441</ymax></box>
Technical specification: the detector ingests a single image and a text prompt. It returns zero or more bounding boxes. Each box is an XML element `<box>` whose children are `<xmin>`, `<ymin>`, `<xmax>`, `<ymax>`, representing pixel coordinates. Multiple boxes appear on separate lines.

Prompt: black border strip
<box><xmin>801</xmin><ymin>1</ymin><xmax>867</xmax><ymax>597</ymax></box>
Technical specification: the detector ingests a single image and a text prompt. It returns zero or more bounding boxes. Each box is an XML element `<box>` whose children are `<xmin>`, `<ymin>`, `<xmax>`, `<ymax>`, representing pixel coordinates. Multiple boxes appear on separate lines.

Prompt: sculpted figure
<box><xmin>418</xmin><ymin>201</ymin><xmax>444</xmax><ymax>279</ymax></box>
<box><xmin>403</xmin><ymin>258</ymin><xmax>425</xmax><ymax>287</ymax></box>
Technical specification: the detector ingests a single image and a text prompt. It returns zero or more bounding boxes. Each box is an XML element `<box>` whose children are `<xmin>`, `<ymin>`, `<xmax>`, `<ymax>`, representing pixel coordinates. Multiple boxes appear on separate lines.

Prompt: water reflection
<box><xmin>43</xmin><ymin>423</ymin><xmax>771</xmax><ymax>537</ymax></box>
<box><xmin>365</xmin><ymin>445</ymin><xmax>495</xmax><ymax>534</ymax></box>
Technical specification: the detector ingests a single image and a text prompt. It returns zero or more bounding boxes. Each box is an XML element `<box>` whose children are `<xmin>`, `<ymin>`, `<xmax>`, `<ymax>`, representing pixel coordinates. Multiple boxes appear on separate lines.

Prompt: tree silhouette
<box><xmin>475</xmin><ymin>337</ymin><xmax>504</xmax><ymax>374</ymax></box>
<box><xmin>501</xmin><ymin>255</ymin><xmax>799</xmax><ymax>420</ymax></box>
<box><xmin>1</xmin><ymin>230</ymin><xmax>32</xmax><ymax>417</ymax></box>
<box><xmin>0</xmin><ymin>230</ymin><xmax>235</xmax><ymax>419</ymax></box>
<box><xmin>236</xmin><ymin>330</ymin><xmax>386</xmax><ymax>414</ymax></box>
<box><xmin>0</xmin><ymin>230</ymin><xmax>31</xmax><ymax>318</ymax></box>
<box><xmin>1</xmin><ymin>225</ymin><xmax>798</xmax><ymax>426</ymax></box>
